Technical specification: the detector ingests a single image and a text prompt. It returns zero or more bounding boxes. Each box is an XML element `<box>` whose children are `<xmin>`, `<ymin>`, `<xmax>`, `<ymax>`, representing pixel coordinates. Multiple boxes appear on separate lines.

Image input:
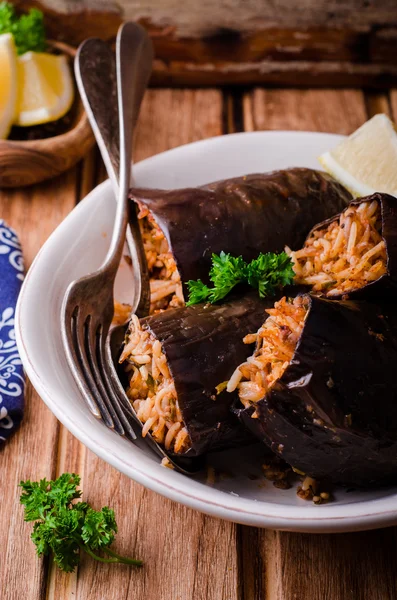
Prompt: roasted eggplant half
<box><xmin>120</xmin><ymin>292</ymin><xmax>275</xmax><ymax>457</ymax></box>
<box><xmin>231</xmin><ymin>294</ymin><xmax>397</xmax><ymax>486</ymax></box>
<box><xmin>288</xmin><ymin>192</ymin><xmax>397</xmax><ymax>299</ymax></box>
<box><xmin>129</xmin><ymin>168</ymin><xmax>352</xmax><ymax>313</ymax></box>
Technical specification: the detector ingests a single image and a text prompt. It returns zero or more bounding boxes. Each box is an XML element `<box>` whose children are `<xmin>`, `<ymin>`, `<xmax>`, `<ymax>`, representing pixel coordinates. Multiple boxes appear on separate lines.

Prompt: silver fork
<box><xmin>73</xmin><ymin>34</ymin><xmax>151</xmax><ymax>319</ymax></box>
<box><xmin>73</xmin><ymin>32</ymin><xmax>203</xmax><ymax>474</ymax></box>
<box><xmin>61</xmin><ymin>23</ymin><xmax>152</xmax><ymax>438</ymax></box>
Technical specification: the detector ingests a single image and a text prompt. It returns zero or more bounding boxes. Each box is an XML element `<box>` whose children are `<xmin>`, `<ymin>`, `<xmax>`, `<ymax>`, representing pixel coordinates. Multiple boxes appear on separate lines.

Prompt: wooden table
<box><xmin>2</xmin><ymin>87</ymin><xmax>397</xmax><ymax>600</ymax></box>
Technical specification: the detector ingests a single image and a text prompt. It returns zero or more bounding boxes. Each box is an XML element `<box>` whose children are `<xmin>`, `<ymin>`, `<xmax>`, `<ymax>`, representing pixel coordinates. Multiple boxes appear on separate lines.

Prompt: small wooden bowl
<box><xmin>0</xmin><ymin>41</ymin><xmax>95</xmax><ymax>188</ymax></box>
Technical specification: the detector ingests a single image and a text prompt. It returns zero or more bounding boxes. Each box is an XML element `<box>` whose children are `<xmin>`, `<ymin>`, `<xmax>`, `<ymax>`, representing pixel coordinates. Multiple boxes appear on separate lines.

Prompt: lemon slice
<box><xmin>0</xmin><ymin>33</ymin><xmax>18</xmax><ymax>139</ymax></box>
<box><xmin>15</xmin><ymin>51</ymin><xmax>74</xmax><ymax>127</ymax></box>
<box><xmin>319</xmin><ymin>114</ymin><xmax>397</xmax><ymax>197</ymax></box>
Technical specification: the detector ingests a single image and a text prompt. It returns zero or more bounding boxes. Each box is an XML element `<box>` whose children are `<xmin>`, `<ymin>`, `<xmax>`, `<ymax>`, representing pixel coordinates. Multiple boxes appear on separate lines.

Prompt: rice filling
<box><xmin>227</xmin><ymin>296</ymin><xmax>309</xmax><ymax>416</ymax></box>
<box><xmin>138</xmin><ymin>205</ymin><xmax>185</xmax><ymax>313</ymax></box>
<box><xmin>120</xmin><ymin>314</ymin><xmax>191</xmax><ymax>454</ymax></box>
<box><xmin>286</xmin><ymin>200</ymin><xmax>387</xmax><ymax>296</ymax></box>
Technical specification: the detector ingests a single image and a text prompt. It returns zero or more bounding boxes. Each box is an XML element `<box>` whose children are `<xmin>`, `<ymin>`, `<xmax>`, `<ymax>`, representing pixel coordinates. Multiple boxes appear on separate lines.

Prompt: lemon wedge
<box><xmin>319</xmin><ymin>114</ymin><xmax>397</xmax><ymax>197</ymax></box>
<box><xmin>0</xmin><ymin>33</ymin><xmax>18</xmax><ymax>139</ymax></box>
<box><xmin>15</xmin><ymin>51</ymin><xmax>74</xmax><ymax>127</ymax></box>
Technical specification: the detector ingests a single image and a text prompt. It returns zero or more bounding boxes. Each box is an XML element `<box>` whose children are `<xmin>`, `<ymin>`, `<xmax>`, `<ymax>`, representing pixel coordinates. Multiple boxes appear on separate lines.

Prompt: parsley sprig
<box><xmin>186</xmin><ymin>251</ymin><xmax>294</xmax><ymax>305</ymax></box>
<box><xmin>20</xmin><ymin>473</ymin><xmax>143</xmax><ymax>573</ymax></box>
<box><xmin>0</xmin><ymin>2</ymin><xmax>46</xmax><ymax>55</ymax></box>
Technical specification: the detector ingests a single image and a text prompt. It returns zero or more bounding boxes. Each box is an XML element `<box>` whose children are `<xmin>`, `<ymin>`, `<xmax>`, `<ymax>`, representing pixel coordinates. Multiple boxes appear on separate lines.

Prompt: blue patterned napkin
<box><xmin>0</xmin><ymin>221</ymin><xmax>25</xmax><ymax>444</ymax></box>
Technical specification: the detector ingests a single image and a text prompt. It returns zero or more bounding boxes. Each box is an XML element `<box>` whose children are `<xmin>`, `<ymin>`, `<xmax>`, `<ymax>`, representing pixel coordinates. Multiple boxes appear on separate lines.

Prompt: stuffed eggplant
<box><xmin>120</xmin><ymin>292</ymin><xmax>274</xmax><ymax>457</ymax></box>
<box><xmin>230</xmin><ymin>294</ymin><xmax>397</xmax><ymax>486</ymax></box>
<box><xmin>130</xmin><ymin>168</ymin><xmax>352</xmax><ymax>313</ymax></box>
<box><xmin>287</xmin><ymin>192</ymin><xmax>397</xmax><ymax>299</ymax></box>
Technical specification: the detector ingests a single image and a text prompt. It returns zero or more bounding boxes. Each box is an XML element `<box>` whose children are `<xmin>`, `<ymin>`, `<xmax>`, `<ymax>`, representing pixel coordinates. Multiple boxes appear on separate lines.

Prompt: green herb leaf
<box><xmin>186</xmin><ymin>251</ymin><xmax>295</xmax><ymax>305</ymax></box>
<box><xmin>207</xmin><ymin>252</ymin><xmax>246</xmax><ymax>302</ymax></box>
<box><xmin>0</xmin><ymin>2</ymin><xmax>15</xmax><ymax>33</ymax></box>
<box><xmin>19</xmin><ymin>473</ymin><xmax>142</xmax><ymax>573</ymax></box>
<box><xmin>81</xmin><ymin>507</ymin><xmax>117</xmax><ymax>550</ymax></box>
<box><xmin>186</xmin><ymin>279</ymin><xmax>211</xmax><ymax>306</ymax></box>
<box><xmin>0</xmin><ymin>3</ymin><xmax>46</xmax><ymax>55</ymax></box>
<box><xmin>246</xmin><ymin>251</ymin><xmax>295</xmax><ymax>297</ymax></box>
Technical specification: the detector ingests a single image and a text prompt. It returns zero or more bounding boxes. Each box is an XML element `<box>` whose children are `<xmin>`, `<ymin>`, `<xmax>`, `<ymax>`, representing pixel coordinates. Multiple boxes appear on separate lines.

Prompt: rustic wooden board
<box><xmin>0</xmin><ymin>170</ymin><xmax>79</xmax><ymax>597</ymax></box>
<box><xmin>0</xmin><ymin>43</ymin><xmax>94</xmax><ymax>189</ymax></box>
<box><xmin>12</xmin><ymin>0</ymin><xmax>122</xmax><ymax>45</ymax></box>
<box><xmin>239</xmin><ymin>87</ymin><xmax>397</xmax><ymax>600</ymax></box>
<box><xmin>134</xmin><ymin>89</ymin><xmax>223</xmax><ymax>161</ymax></box>
<box><xmin>243</xmin><ymin>88</ymin><xmax>367</xmax><ymax>133</ymax></box>
<box><xmin>240</xmin><ymin>527</ymin><xmax>397</xmax><ymax>600</ymax></box>
<box><xmin>12</xmin><ymin>1</ymin><xmax>397</xmax><ymax>87</ymax></box>
<box><xmin>19</xmin><ymin>0</ymin><xmax>397</xmax><ymax>39</ymax></box>
<box><xmin>149</xmin><ymin>59</ymin><xmax>397</xmax><ymax>89</ymax></box>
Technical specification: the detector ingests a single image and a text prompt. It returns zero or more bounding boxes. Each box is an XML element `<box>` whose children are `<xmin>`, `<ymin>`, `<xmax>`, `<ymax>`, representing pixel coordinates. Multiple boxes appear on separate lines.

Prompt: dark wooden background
<box><xmin>12</xmin><ymin>0</ymin><xmax>397</xmax><ymax>87</ymax></box>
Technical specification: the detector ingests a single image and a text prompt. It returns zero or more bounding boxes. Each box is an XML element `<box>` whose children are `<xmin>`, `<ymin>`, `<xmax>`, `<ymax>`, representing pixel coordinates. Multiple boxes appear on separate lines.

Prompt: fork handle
<box><xmin>75</xmin><ymin>31</ymin><xmax>152</xmax><ymax>316</ymax></box>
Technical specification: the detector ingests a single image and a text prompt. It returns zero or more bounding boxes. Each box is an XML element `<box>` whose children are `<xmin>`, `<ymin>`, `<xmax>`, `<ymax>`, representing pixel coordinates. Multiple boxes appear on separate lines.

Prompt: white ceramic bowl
<box><xmin>16</xmin><ymin>131</ymin><xmax>397</xmax><ymax>533</ymax></box>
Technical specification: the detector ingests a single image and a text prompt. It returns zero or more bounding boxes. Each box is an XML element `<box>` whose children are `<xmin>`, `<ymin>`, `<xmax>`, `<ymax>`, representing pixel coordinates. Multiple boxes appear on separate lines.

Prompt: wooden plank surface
<box><xmin>243</xmin><ymin>88</ymin><xmax>367</xmax><ymax>133</ymax></box>
<box><xmin>0</xmin><ymin>171</ymin><xmax>79</xmax><ymax>597</ymax></box>
<box><xmin>2</xmin><ymin>86</ymin><xmax>397</xmax><ymax>600</ymax></box>
<box><xmin>14</xmin><ymin>2</ymin><xmax>397</xmax><ymax>87</ymax></box>
<box><xmin>239</xmin><ymin>87</ymin><xmax>397</xmax><ymax>600</ymax></box>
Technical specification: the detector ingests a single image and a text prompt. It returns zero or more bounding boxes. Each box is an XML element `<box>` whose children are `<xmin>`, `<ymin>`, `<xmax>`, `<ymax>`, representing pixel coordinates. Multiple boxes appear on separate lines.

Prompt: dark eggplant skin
<box><xmin>140</xmin><ymin>291</ymin><xmax>275</xmax><ymax>457</ymax></box>
<box><xmin>129</xmin><ymin>168</ymin><xmax>352</xmax><ymax>295</ymax></box>
<box><xmin>234</xmin><ymin>295</ymin><xmax>397</xmax><ymax>486</ymax></box>
<box><xmin>303</xmin><ymin>192</ymin><xmax>397</xmax><ymax>299</ymax></box>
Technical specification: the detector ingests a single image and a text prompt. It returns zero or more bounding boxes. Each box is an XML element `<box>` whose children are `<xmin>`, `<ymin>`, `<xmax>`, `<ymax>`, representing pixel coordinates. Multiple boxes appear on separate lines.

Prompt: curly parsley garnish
<box><xmin>186</xmin><ymin>251</ymin><xmax>295</xmax><ymax>305</ymax></box>
<box><xmin>0</xmin><ymin>2</ymin><xmax>46</xmax><ymax>55</ymax></box>
<box><xmin>19</xmin><ymin>473</ymin><xmax>143</xmax><ymax>573</ymax></box>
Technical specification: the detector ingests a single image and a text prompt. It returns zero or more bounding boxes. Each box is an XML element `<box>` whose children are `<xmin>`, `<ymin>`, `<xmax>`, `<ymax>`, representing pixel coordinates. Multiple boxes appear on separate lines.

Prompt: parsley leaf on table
<box><xmin>20</xmin><ymin>473</ymin><xmax>142</xmax><ymax>573</ymax></box>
